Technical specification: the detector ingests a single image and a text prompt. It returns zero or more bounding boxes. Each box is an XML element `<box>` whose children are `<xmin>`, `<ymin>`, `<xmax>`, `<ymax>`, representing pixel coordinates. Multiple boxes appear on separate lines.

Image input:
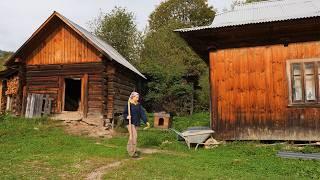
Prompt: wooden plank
<box><xmin>82</xmin><ymin>74</ymin><xmax>88</xmax><ymax>118</ymax></box>
<box><xmin>29</xmin><ymin>94</ymin><xmax>35</xmax><ymax>118</ymax></box>
<box><xmin>21</xmin><ymin>86</ymin><xmax>27</xmax><ymax>116</ymax></box>
<box><xmin>57</xmin><ymin>76</ymin><xmax>63</xmax><ymax>113</ymax></box>
<box><xmin>26</xmin><ymin>23</ymin><xmax>101</xmax><ymax>65</ymax></box>
<box><xmin>25</xmin><ymin>94</ymin><xmax>31</xmax><ymax>118</ymax></box>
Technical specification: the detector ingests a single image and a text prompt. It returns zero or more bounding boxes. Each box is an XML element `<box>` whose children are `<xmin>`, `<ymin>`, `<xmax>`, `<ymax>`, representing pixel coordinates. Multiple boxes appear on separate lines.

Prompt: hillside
<box><xmin>0</xmin><ymin>50</ymin><xmax>13</xmax><ymax>70</ymax></box>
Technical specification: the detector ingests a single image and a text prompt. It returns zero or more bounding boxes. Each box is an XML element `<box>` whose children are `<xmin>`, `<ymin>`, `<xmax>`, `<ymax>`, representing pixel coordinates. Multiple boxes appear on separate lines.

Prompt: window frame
<box><xmin>286</xmin><ymin>58</ymin><xmax>320</xmax><ymax>106</ymax></box>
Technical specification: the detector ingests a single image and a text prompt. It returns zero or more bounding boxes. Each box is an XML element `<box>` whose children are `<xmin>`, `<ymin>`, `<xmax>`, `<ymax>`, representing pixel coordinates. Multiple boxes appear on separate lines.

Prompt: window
<box><xmin>287</xmin><ymin>59</ymin><xmax>320</xmax><ymax>105</ymax></box>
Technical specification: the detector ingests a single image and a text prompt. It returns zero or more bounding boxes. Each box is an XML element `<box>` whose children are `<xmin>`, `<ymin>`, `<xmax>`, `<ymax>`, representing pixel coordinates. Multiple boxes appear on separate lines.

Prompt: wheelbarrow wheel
<box><xmin>204</xmin><ymin>137</ymin><xmax>220</xmax><ymax>149</ymax></box>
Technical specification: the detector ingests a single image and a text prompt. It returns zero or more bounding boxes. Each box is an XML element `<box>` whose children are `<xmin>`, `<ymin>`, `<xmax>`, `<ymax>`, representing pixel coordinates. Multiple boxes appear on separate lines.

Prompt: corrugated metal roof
<box><xmin>58</xmin><ymin>13</ymin><xmax>146</xmax><ymax>79</ymax></box>
<box><xmin>176</xmin><ymin>0</ymin><xmax>320</xmax><ymax>32</ymax></box>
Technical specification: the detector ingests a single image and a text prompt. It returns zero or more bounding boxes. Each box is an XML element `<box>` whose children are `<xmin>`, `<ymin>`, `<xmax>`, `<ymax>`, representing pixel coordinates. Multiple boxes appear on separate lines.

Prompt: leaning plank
<box><xmin>36</xmin><ymin>94</ymin><xmax>44</xmax><ymax>117</ymax></box>
<box><xmin>25</xmin><ymin>94</ymin><xmax>31</xmax><ymax>118</ymax></box>
<box><xmin>29</xmin><ymin>94</ymin><xmax>35</xmax><ymax>118</ymax></box>
<box><xmin>43</xmin><ymin>95</ymin><xmax>50</xmax><ymax>115</ymax></box>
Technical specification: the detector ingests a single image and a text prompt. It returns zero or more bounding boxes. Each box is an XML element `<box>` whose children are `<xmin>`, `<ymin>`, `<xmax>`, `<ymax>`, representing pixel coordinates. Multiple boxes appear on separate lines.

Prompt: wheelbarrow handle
<box><xmin>169</xmin><ymin>128</ymin><xmax>185</xmax><ymax>139</ymax></box>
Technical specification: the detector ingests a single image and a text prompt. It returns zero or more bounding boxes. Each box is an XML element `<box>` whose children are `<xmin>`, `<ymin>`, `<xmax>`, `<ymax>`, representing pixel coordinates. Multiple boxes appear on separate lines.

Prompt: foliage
<box><xmin>171</xmin><ymin>112</ymin><xmax>210</xmax><ymax>131</ymax></box>
<box><xmin>140</xmin><ymin>0</ymin><xmax>215</xmax><ymax>114</ymax></box>
<box><xmin>195</xmin><ymin>69</ymin><xmax>210</xmax><ymax>111</ymax></box>
<box><xmin>90</xmin><ymin>7</ymin><xmax>142</xmax><ymax>65</ymax></box>
<box><xmin>149</xmin><ymin>0</ymin><xmax>215</xmax><ymax>31</ymax></box>
<box><xmin>0</xmin><ymin>50</ymin><xmax>13</xmax><ymax>71</ymax></box>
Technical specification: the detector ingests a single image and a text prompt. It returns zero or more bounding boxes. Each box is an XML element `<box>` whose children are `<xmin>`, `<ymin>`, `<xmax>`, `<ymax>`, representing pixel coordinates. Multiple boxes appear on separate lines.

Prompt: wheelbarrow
<box><xmin>170</xmin><ymin>127</ymin><xmax>217</xmax><ymax>150</ymax></box>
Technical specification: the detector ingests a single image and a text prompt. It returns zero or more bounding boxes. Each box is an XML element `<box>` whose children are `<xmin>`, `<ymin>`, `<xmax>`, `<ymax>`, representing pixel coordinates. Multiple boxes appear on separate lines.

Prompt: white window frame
<box><xmin>286</xmin><ymin>58</ymin><xmax>320</xmax><ymax>106</ymax></box>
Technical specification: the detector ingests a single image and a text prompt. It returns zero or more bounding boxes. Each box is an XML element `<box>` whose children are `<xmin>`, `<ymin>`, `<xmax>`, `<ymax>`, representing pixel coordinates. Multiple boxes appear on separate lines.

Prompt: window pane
<box><xmin>305</xmin><ymin>63</ymin><xmax>316</xmax><ymax>101</ymax></box>
<box><xmin>293</xmin><ymin>76</ymin><xmax>302</xmax><ymax>101</ymax></box>
<box><xmin>305</xmin><ymin>63</ymin><xmax>314</xmax><ymax>75</ymax></box>
<box><xmin>292</xmin><ymin>63</ymin><xmax>302</xmax><ymax>101</ymax></box>
<box><xmin>293</xmin><ymin>63</ymin><xmax>301</xmax><ymax>75</ymax></box>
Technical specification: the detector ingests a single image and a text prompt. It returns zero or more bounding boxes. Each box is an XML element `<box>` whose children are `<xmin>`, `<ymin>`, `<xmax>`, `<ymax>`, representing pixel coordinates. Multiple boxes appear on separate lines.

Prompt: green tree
<box><xmin>140</xmin><ymin>0</ymin><xmax>215</xmax><ymax>114</ymax></box>
<box><xmin>90</xmin><ymin>7</ymin><xmax>142</xmax><ymax>65</ymax></box>
<box><xmin>149</xmin><ymin>0</ymin><xmax>215</xmax><ymax>31</ymax></box>
<box><xmin>0</xmin><ymin>50</ymin><xmax>13</xmax><ymax>70</ymax></box>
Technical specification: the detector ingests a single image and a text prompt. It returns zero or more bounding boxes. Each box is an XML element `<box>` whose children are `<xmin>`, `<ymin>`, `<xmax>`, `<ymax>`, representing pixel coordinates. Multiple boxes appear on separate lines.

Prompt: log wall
<box><xmin>26</xmin><ymin>63</ymin><xmax>104</xmax><ymax>117</ymax></box>
<box><xmin>104</xmin><ymin>63</ymin><xmax>138</xmax><ymax>119</ymax></box>
<box><xmin>210</xmin><ymin>41</ymin><xmax>320</xmax><ymax>140</ymax></box>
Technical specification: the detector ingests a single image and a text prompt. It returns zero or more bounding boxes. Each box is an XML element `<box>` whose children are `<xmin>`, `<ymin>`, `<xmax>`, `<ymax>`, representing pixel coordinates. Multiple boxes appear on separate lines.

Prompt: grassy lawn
<box><xmin>0</xmin><ymin>113</ymin><xmax>319</xmax><ymax>179</ymax></box>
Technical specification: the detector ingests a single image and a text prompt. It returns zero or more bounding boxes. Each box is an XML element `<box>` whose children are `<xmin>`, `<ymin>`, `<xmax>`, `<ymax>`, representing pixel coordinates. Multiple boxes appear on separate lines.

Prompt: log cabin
<box><xmin>0</xmin><ymin>11</ymin><xmax>146</xmax><ymax>125</ymax></box>
<box><xmin>176</xmin><ymin>0</ymin><xmax>320</xmax><ymax>141</ymax></box>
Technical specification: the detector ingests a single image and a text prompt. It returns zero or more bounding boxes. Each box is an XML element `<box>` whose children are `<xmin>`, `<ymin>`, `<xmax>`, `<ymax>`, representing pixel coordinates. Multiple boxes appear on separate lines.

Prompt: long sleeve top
<box><xmin>123</xmin><ymin>102</ymin><xmax>147</xmax><ymax>126</ymax></box>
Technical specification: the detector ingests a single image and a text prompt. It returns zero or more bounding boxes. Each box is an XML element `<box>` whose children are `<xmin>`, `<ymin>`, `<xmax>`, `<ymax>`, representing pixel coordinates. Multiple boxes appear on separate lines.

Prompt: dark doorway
<box><xmin>64</xmin><ymin>78</ymin><xmax>81</xmax><ymax>111</ymax></box>
<box><xmin>158</xmin><ymin>118</ymin><xmax>164</xmax><ymax>126</ymax></box>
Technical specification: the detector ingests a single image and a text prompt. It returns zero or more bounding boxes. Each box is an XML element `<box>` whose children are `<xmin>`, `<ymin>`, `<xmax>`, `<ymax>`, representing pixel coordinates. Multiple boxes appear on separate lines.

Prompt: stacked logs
<box><xmin>6</xmin><ymin>76</ymin><xmax>19</xmax><ymax>95</ymax></box>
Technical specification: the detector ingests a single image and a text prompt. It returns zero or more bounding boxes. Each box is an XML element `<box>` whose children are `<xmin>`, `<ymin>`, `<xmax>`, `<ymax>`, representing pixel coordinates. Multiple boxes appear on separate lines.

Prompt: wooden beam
<box><xmin>82</xmin><ymin>73</ymin><xmax>88</xmax><ymax>118</ymax></box>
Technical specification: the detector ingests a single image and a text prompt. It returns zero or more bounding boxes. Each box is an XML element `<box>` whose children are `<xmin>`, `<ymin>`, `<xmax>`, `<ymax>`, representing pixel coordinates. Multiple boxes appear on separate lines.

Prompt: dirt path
<box><xmin>85</xmin><ymin>148</ymin><xmax>187</xmax><ymax>180</ymax></box>
<box><xmin>85</xmin><ymin>160</ymin><xmax>128</xmax><ymax>180</ymax></box>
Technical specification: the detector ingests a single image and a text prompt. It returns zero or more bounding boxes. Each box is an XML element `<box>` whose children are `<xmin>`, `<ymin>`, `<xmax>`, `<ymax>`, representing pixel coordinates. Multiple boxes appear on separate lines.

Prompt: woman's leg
<box><xmin>132</xmin><ymin>125</ymin><xmax>138</xmax><ymax>152</ymax></box>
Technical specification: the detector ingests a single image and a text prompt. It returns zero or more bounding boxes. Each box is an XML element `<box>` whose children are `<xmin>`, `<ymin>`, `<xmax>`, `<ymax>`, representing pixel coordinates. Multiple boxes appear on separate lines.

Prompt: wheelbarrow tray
<box><xmin>171</xmin><ymin>128</ymin><xmax>215</xmax><ymax>149</ymax></box>
<box><xmin>182</xmin><ymin>130</ymin><xmax>214</xmax><ymax>144</ymax></box>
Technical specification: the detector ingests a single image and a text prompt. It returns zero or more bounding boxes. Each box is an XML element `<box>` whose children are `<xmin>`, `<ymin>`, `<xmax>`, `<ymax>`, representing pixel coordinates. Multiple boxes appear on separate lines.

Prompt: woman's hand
<box><xmin>127</xmin><ymin>115</ymin><xmax>131</xmax><ymax>120</ymax></box>
<box><xmin>143</xmin><ymin>122</ymin><xmax>150</xmax><ymax>130</ymax></box>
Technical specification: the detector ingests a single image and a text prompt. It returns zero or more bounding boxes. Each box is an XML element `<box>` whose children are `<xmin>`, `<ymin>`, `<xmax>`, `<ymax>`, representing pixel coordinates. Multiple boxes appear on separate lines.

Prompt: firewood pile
<box><xmin>6</xmin><ymin>76</ymin><xmax>19</xmax><ymax>95</ymax></box>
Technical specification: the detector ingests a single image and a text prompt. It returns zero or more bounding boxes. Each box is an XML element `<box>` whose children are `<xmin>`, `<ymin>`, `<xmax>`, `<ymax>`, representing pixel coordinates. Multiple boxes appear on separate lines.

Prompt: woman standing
<box><xmin>123</xmin><ymin>92</ymin><xmax>150</xmax><ymax>157</ymax></box>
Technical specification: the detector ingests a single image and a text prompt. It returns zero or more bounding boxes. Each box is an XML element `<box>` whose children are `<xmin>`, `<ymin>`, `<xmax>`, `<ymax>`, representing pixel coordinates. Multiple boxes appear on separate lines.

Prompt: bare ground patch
<box><xmin>85</xmin><ymin>148</ymin><xmax>188</xmax><ymax>180</ymax></box>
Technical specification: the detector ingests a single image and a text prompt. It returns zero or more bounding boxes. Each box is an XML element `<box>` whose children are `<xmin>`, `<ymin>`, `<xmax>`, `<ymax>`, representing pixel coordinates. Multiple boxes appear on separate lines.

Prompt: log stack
<box><xmin>5</xmin><ymin>76</ymin><xmax>19</xmax><ymax>95</ymax></box>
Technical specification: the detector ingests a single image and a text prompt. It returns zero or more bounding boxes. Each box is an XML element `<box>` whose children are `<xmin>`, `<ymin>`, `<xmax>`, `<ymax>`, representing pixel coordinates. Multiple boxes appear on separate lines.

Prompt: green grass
<box><xmin>0</xmin><ymin>113</ymin><xmax>319</xmax><ymax>179</ymax></box>
<box><xmin>106</xmin><ymin>144</ymin><xmax>320</xmax><ymax>180</ymax></box>
<box><xmin>146</xmin><ymin>112</ymin><xmax>210</xmax><ymax>131</ymax></box>
<box><xmin>0</xmin><ymin>115</ymin><xmax>126</xmax><ymax>179</ymax></box>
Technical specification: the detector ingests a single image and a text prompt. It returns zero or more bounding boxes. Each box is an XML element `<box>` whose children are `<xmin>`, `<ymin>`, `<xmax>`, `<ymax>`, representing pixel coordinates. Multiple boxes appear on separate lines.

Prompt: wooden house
<box><xmin>176</xmin><ymin>0</ymin><xmax>320</xmax><ymax>141</ymax></box>
<box><xmin>0</xmin><ymin>11</ymin><xmax>146</xmax><ymax>125</ymax></box>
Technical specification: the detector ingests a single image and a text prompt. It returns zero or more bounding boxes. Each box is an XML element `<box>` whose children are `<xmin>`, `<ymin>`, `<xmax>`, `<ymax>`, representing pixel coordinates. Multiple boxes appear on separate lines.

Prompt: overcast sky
<box><xmin>0</xmin><ymin>0</ymin><xmax>235</xmax><ymax>51</ymax></box>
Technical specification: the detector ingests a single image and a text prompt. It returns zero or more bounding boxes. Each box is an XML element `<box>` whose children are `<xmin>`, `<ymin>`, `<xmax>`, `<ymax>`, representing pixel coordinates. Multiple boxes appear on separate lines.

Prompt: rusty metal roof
<box><xmin>175</xmin><ymin>0</ymin><xmax>320</xmax><ymax>32</ymax></box>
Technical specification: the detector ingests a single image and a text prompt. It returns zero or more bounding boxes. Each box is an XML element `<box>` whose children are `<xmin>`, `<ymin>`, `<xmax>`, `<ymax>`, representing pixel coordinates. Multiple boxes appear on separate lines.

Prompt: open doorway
<box><xmin>64</xmin><ymin>78</ymin><xmax>81</xmax><ymax>111</ymax></box>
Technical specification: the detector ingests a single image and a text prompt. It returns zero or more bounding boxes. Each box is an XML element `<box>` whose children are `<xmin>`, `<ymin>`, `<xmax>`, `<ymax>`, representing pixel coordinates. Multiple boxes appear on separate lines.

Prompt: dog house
<box><xmin>153</xmin><ymin>112</ymin><xmax>172</xmax><ymax>129</ymax></box>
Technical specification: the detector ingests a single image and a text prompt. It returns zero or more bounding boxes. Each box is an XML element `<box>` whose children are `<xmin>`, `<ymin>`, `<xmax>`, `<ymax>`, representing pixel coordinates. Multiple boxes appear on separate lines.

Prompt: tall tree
<box><xmin>90</xmin><ymin>7</ymin><xmax>142</xmax><ymax>65</ymax></box>
<box><xmin>149</xmin><ymin>0</ymin><xmax>215</xmax><ymax>31</ymax></box>
<box><xmin>140</xmin><ymin>0</ymin><xmax>215</xmax><ymax>114</ymax></box>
